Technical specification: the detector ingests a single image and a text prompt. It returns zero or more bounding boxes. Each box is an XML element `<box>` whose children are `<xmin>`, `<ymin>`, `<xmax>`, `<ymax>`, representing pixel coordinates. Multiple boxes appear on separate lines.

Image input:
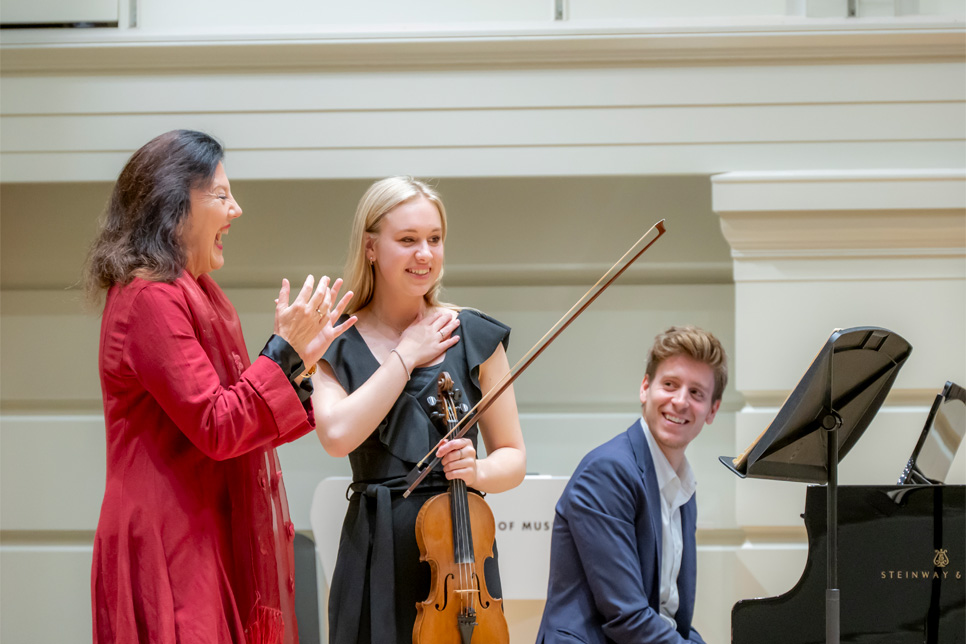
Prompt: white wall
<box><xmin>3</xmin><ymin>61</ymin><xmax>964</xmax><ymax>183</ymax></box>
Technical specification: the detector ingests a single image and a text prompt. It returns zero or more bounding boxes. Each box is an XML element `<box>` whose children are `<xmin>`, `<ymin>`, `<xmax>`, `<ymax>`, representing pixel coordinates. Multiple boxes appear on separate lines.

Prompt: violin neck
<box><xmin>449</xmin><ymin>478</ymin><xmax>476</xmax><ymax>564</ymax></box>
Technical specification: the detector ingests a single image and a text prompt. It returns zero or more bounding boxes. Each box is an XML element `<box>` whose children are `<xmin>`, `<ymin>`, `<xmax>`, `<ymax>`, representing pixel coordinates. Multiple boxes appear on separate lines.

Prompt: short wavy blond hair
<box><xmin>645</xmin><ymin>326</ymin><xmax>728</xmax><ymax>403</ymax></box>
<box><xmin>342</xmin><ymin>176</ymin><xmax>449</xmax><ymax>315</ymax></box>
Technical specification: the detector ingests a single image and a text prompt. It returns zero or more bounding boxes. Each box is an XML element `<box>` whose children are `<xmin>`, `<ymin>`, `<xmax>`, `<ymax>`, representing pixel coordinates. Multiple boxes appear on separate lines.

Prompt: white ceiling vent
<box><xmin>1</xmin><ymin>0</ymin><xmax>128</xmax><ymax>28</ymax></box>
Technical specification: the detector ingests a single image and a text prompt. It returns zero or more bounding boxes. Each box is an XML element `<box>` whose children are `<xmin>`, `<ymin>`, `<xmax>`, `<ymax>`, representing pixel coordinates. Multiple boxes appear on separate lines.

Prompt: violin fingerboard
<box><xmin>449</xmin><ymin>480</ymin><xmax>477</xmax><ymax>564</ymax></box>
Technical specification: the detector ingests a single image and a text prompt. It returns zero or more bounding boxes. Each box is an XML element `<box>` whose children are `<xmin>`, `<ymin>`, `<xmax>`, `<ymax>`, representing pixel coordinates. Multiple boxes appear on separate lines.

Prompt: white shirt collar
<box><xmin>640</xmin><ymin>416</ymin><xmax>696</xmax><ymax>627</ymax></box>
<box><xmin>640</xmin><ymin>417</ymin><xmax>696</xmax><ymax>508</ymax></box>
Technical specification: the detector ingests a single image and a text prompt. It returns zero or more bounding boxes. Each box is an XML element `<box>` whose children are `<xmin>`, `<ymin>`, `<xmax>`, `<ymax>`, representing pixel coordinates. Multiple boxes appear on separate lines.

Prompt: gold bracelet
<box><xmin>300</xmin><ymin>362</ymin><xmax>318</xmax><ymax>379</ymax></box>
<box><xmin>390</xmin><ymin>349</ymin><xmax>410</xmax><ymax>381</ymax></box>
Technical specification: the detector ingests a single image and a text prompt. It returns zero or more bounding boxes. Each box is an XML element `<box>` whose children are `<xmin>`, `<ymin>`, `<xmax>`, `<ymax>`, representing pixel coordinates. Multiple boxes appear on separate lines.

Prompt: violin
<box><xmin>413</xmin><ymin>372</ymin><xmax>509</xmax><ymax>644</ymax></box>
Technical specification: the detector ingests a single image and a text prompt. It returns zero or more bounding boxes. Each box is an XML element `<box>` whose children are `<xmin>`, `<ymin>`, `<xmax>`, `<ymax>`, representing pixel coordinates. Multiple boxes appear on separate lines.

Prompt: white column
<box><xmin>713</xmin><ymin>168</ymin><xmax>966</xmax><ymax>599</ymax></box>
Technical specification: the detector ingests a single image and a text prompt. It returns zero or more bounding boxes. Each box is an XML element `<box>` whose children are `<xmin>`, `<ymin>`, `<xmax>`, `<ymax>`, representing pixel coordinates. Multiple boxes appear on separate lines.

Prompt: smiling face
<box><xmin>640</xmin><ymin>353</ymin><xmax>720</xmax><ymax>470</ymax></box>
<box><xmin>366</xmin><ymin>195</ymin><xmax>444</xmax><ymax>300</ymax></box>
<box><xmin>182</xmin><ymin>162</ymin><xmax>242</xmax><ymax>277</ymax></box>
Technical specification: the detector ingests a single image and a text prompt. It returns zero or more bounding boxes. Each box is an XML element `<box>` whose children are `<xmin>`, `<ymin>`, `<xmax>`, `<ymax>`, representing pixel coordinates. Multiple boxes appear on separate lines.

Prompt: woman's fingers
<box><xmin>331</xmin><ymin>315</ymin><xmax>358</xmax><ymax>338</ymax></box>
<box><xmin>308</xmin><ymin>276</ymin><xmax>351</xmax><ymax>325</ymax></box>
<box><xmin>328</xmin><ymin>278</ymin><xmax>344</xmax><ymax>304</ymax></box>
<box><xmin>328</xmin><ymin>290</ymin><xmax>354</xmax><ymax>324</ymax></box>
<box><xmin>273</xmin><ymin>279</ymin><xmax>292</xmax><ymax>333</ymax></box>
<box><xmin>426</xmin><ymin>310</ymin><xmax>458</xmax><ymax>332</ymax></box>
<box><xmin>438</xmin><ymin>438</ymin><xmax>474</xmax><ymax>462</ymax></box>
<box><xmin>437</xmin><ymin>439</ymin><xmax>477</xmax><ymax>482</ymax></box>
<box><xmin>276</xmin><ymin>279</ymin><xmax>291</xmax><ymax>311</ymax></box>
<box><xmin>436</xmin><ymin>314</ymin><xmax>460</xmax><ymax>342</ymax></box>
<box><xmin>441</xmin><ymin>334</ymin><xmax>460</xmax><ymax>350</ymax></box>
<box><xmin>307</xmin><ymin>275</ymin><xmax>330</xmax><ymax>314</ymax></box>
<box><xmin>282</xmin><ymin>276</ymin><xmax>348</xmax><ymax>315</ymax></box>
<box><xmin>292</xmin><ymin>274</ymin><xmax>316</xmax><ymax>307</ymax></box>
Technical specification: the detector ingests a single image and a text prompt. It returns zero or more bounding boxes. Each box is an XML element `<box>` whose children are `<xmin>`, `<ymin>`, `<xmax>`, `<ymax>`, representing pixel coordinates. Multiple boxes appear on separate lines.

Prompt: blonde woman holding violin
<box><xmin>311</xmin><ymin>176</ymin><xmax>526</xmax><ymax>644</ymax></box>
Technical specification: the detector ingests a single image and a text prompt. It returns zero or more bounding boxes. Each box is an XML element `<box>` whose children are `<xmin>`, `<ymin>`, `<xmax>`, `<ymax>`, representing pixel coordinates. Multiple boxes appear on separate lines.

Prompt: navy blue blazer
<box><xmin>536</xmin><ymin>422</ymin><xmax>706</xmax><ymax>644</ymax></box>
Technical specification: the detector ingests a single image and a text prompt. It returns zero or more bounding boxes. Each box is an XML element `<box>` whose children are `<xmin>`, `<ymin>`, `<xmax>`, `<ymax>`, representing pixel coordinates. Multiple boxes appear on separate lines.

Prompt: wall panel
<box><xmin>7</xmin><ymin>103</ymin><xmax>963</xmax><ymax>153</ymax></box>
<box><xmin>3</xmin><ymin>61</ymin><xmax>963</xmax><ymax>182</ymax></box>
<box><xmin>4</xmin><ymin>64</ymin><xmax>963</xmax><ymax>115</ymax></box>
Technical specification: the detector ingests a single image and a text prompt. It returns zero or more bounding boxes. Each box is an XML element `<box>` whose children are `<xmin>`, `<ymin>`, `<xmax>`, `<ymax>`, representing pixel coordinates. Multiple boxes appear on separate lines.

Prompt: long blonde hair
<box><xmin>343</xmin><ymin>176</ymin><xmax>450</xmax><ymax>315</ymax></box>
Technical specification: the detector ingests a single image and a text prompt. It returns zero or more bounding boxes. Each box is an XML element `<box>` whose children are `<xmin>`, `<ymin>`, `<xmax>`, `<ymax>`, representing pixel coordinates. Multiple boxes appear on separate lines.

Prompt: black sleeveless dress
<box><xmin>322</xmin><ymin>309</ymin><xmax>510</xmax><ymax>644</ymax></box>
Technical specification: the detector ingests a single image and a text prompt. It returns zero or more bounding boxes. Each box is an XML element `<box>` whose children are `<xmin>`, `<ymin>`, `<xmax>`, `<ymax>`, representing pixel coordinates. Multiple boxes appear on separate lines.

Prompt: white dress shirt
<box><xmin>640</xmin><ymin>417</ymin><xmax>697</xmax><ymax>632</ymax></box>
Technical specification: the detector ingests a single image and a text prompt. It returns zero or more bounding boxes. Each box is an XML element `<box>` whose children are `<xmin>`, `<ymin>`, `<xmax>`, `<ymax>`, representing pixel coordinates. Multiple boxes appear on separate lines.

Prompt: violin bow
<box><xmin>403</xmin><ymin>219</ymin><xmax>667</xmax><ymax>497</ymax></box>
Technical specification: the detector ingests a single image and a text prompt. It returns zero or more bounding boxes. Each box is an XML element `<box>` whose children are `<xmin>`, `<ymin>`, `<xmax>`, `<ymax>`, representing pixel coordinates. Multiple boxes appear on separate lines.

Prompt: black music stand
<box><xmin>720</xmin><ymin>326</ymin><xmax>912</xmax><ymax>644</ymax></box>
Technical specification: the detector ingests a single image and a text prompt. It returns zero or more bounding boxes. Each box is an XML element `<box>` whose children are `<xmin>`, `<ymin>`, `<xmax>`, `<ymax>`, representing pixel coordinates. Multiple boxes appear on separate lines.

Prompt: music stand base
<box><xmin>826</xmin><ymin>588</ymin><xmax>840</xmax><ymax>644</ymax></box>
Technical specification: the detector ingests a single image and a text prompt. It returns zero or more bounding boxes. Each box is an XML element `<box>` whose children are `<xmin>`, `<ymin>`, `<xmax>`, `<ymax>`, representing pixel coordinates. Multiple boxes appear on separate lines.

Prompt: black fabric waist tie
<box><xmin>330</xmin><ymin>475</ymin><xmax>444</xmax><ymax>644</ymax></box>
<box><xmin>332</xmin><ymin>479</ymin><xmax>395</xmax><ymax>644</ymax></box>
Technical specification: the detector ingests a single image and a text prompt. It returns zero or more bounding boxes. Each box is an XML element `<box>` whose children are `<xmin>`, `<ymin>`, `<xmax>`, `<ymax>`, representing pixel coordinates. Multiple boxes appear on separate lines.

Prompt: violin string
<box><xmin>459</xmin><ymin>422</ymin><xmax>473</xmax><ymax>614</ymax></box>
<box><xmin>459</xmin><ymin>478</ymin><xmax>469</xmax><ymax>616</ymax></box>
<box><xmin>456</xmin><ymin>401</ymin><xmax>474</xmax><ymax>616</ymax></box>
<box><xmin>414</xmin><ymin>220</ymin><xmax>667</xmax><ymax>466</ymax></box>
<box><xmin>466</xmin><ymin>485</ymin><xmax>475</xmax><ymax>615</ymax></box>
<box><xmin>437</xmin><ymin>375</ymin><xmax>473</xmax><ymax>620</ymax></box>
<box><xmin>465</xmin><ymin>478</ymin><xmax>475</xmax><ymax>615</ymax></box>
<box><xmin>459</xmin><ymin>453</ymin><xmax>472</xmax><ymax>611</ymax></box>
<box><xmin>448</xmin><ymin>397</ymin><xmax>469</xmax><ymax>616</ymax></box>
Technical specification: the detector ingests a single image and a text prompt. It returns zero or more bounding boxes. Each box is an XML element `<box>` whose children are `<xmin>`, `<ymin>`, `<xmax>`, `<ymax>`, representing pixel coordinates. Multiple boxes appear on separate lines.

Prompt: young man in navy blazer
<box><xmin>536</xmin><ymin>326</ymin><xmax>727</xmax><ymax>644</ymax></box>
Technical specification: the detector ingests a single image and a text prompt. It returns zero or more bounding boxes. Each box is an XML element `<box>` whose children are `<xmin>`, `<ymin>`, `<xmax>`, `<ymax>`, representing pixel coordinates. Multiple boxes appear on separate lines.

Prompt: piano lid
<box><xmin>720</xmin><ymin>327</ymin><xmax>912</xmax><ymax>483</ymax></box>
<box><xmin>899</xmin><ymin>381</ymin><xmax>966</xmax><ymax>486</ymax></box>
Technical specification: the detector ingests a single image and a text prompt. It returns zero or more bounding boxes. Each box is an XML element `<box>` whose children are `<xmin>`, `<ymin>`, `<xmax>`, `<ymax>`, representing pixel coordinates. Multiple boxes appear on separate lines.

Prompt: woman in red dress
<box><xmin>85</xmin><ymin>130</ymin><xmax>355</xmax><ymax>644</ymax></box>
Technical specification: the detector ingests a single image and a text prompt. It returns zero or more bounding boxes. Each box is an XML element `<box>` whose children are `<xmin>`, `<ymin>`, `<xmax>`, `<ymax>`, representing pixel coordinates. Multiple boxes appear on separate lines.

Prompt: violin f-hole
<box><xmin>471</xmin><ymin>573</ymin><xmax>491</xmax><ymax>610</ymax></box>
<box><xmin>435</xmin><ymin>573</ymin><xmax>455</xmax><ymax>612</ymax></box>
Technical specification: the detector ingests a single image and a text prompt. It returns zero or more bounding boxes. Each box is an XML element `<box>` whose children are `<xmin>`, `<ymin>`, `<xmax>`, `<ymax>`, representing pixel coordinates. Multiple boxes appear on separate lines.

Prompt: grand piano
<box><xmin>724</xmin><ymin>328</ymin><xmax>966</xmax><ymax>644</ymax></box>
<box><xmin>732</xmin><ymin>484</ymin><xmax>964</xmax><ymax>644</ymax></box>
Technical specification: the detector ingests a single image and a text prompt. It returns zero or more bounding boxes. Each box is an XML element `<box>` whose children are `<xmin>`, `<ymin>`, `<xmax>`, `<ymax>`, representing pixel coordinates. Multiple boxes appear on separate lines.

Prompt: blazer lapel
<box><xmin>627</xmin><ymin>423</ymin><xmax>663</xmax><ymax>589</ymax></box>
<box><xmin>675</xmin><ymin>496</ymin><xmax>698</xmax><ymax>635</ymax></box>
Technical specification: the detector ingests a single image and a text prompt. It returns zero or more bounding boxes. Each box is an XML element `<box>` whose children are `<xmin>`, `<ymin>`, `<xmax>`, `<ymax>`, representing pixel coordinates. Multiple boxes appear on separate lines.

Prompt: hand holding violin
<box><xmin>437</xmin><ymin>438</ymin><xmax>478</xmax><ymax>486</ymax></box>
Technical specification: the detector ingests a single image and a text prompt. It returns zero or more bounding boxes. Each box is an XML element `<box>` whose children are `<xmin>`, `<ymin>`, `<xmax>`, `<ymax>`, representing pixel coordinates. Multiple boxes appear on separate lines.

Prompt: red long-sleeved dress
<box><xmin>92</xmin><ymin>272</ymin><xmax>312</xmax><ymax>644</ymax></box>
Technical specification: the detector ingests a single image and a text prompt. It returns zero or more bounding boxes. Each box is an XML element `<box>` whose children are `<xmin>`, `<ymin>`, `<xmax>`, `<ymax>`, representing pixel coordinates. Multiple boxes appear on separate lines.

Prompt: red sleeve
<box><xmin>124</xmin><ymin>283</ymin><xmax>313</xmax><ymax>461</ymax></box>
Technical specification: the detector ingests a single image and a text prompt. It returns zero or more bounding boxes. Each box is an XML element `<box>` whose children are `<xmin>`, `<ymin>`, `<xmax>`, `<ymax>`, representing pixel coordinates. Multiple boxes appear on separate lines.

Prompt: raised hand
<box><xmin>304</xmin><ymin>278</ymin><xmax>356</xmax><ymax>364</ymax></box>
<box><xmin>274</xmin><ymin>275</ymin><xmax>357</xmax><ymax>368</ymax></box>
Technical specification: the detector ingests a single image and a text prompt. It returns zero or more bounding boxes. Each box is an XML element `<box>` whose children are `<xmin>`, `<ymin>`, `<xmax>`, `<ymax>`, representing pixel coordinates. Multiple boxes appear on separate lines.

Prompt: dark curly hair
<box><xmin>84</xmin><ymin>130</ymin><xmax>224</xmax><ymax>299</ymax></box>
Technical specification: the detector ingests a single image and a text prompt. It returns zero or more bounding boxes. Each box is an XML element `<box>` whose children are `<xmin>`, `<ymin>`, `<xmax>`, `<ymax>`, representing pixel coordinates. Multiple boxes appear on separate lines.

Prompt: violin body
<box><xmin>414</xmin><ymin>487</ymin><xmax>509</xmax><ymax>644</ymax></box>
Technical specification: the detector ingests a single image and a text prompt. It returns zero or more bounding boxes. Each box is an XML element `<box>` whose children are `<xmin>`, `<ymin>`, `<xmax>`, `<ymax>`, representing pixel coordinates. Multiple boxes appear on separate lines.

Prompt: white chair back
<box><xmin>309</xmin><ymin>474</ymin><xmax>568</xmax><ymax>598</ymax></box>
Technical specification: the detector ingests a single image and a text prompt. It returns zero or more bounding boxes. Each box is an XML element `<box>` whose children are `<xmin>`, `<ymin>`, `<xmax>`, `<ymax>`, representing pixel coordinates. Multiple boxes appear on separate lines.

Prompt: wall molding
<box><xmin>2</xmin><ymin>18</ymin><xmax>964</xmax><ymax>73</ymax></box>
<box><xmin>730</xmin><ymin>252</ymin><xmax>965</xmax><ymax>282</ymax></box>
<box><xmin>714</xmin><ymin>169</ymin><xmax>966</xmax><ymax>258</ymax></box>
